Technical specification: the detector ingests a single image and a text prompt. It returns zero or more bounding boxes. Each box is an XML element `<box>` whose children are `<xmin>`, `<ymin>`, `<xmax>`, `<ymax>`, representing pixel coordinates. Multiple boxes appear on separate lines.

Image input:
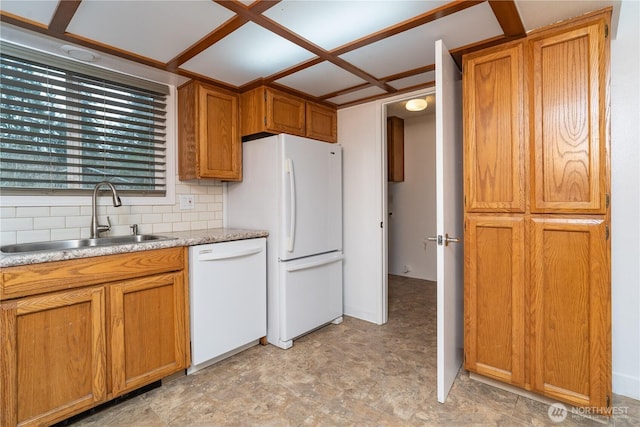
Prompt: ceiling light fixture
<box><xmin>405</xmin><ymin>98</ymin><xmax>428</xmax><ymax>112</ymax></box>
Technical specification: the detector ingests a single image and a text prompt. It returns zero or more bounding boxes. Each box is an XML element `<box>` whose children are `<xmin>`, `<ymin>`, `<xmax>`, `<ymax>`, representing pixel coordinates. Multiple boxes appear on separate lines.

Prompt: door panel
<box><xmin>280</xmin><ymin>253</ymin><xmax>343</xmax><ymax>345</ymax></box>
<box><xmin>530</xmin><ymin>22</ymin><xmax>607</xmax><ymax>213</ymax></box>
<box><xmin>435</xmin><ymin>39</ymin><xmax>464</xmax><ymax>403</ymax></box>
<box><xmin>464</xmin><ymin>215</ymin><xmax>526</xmax><ymax>386</ymax></box>
<box><xmin>280</xmin><ymin>135</ymin><xmax>342</xmax><ymax>260</ymax></box>
<box><xmin>530</xmin><ymin>217</ymin><xmax>610</xmax><ymax>408</ymax></box>
<box><xmin>463</xmin><ymin>43</ymin><xmax>526</xmax><ymax>212</ymax></box>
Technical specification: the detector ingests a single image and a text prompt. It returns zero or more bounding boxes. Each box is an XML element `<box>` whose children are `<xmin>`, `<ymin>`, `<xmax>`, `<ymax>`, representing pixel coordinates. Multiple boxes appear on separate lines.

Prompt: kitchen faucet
<box><xmin>90</xmin><ymin>181</ymin><xmax>122</xmax><ymax>239</ymax></box>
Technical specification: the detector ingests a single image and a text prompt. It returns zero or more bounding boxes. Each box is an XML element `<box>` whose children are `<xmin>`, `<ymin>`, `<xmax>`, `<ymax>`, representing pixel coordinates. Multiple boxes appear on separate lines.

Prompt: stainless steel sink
<box><xmin>0</xmin><ymin>235</ymin><xmax>177</xmax><ymax>254</ymax></box>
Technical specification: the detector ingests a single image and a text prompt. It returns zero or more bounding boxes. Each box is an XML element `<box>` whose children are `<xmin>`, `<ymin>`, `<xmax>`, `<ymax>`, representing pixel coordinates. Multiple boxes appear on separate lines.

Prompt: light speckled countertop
<box><xmin>0</xmin><ymin>228</ymin><xmax>268</xmax><ymax>268</ymax></box>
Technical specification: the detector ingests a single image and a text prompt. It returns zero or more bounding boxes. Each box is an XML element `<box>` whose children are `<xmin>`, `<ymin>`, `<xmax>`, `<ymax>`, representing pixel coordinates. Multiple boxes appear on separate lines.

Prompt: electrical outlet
<box><xmin>179</xmin><ymin>195</ymin><xmax>195</xmax><ymax>210</ymax></box>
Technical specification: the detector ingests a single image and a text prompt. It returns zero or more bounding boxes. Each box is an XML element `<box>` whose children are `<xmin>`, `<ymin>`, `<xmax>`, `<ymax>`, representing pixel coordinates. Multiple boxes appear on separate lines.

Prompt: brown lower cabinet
<box><xmin>0</xmin><ymin>247</ymin><xmax>189</xmax><ymax>427</ymax></box>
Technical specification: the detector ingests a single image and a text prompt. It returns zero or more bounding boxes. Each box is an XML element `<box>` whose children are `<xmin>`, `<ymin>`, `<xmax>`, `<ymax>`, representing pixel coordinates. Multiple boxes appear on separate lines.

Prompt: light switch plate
<box><xmin>179</xmin><ymin>195</ymin><xmax>195</xmax><ymax>210</ymax></box>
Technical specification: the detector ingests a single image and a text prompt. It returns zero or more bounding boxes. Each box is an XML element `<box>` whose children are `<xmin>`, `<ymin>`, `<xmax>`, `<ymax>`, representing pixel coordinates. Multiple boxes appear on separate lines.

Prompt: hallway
<box><xmin>71</xmin><ymin>275</ymin><xmax>638</xmax><ymax>426</ymax></box>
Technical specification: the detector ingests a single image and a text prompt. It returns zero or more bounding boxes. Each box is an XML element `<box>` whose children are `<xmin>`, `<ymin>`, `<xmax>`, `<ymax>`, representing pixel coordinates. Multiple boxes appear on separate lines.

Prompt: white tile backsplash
<box><xmin>0</xmin><ymin>178</ymin><xmax>225</xmax><ymax>246</ymax></box>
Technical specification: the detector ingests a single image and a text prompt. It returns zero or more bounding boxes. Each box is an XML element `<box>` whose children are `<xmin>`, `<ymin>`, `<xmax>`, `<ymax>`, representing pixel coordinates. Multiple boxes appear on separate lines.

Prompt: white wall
<box><xmin>339</xmin><ymin>102</ymin><xmax>385</xmax><ymax>324</ymax></box>
<box><xmin>388</xmin><ymin>114</ymin><xmax>437</xmax><ymax>281</ymax></box>
<box><xmin>610</xmin><ymin>0</ymin><xmax>640</xmax><ymax>400</ymax></box>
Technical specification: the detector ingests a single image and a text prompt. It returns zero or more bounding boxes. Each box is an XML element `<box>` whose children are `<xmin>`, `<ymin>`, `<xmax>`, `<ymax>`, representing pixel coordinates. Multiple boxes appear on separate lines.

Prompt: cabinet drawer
<box><xmin>1</xmin><ymin>247</ymin><xmax>184</xmax><ymax>300</ymax></box>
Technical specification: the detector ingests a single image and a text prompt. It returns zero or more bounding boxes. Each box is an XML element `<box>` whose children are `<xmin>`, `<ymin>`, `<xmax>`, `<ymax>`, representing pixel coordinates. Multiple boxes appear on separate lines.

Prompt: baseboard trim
<box><xmin>613</xmin><ymin>371</ymin><xmax>640</xmax><ymax>400</ymax></box>
<box><xmin>469</xmin><ymin>373</ymin><xmax>609</xmax><ymax>425</ymax></box>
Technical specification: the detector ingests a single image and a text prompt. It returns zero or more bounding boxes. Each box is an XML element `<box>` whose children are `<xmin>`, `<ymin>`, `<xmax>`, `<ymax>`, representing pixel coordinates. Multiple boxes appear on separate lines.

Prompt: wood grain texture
<box><xmin>1</xmin><ymin>247</ymin><xmax>184</xmax><ymax>300</ymax></box>
<box><xmin>109</xmin><ymin>272</ymin><xmax>187</xmax><ymax>396</ymax></box>
<box><xmin>178</xmin><ymin>81</ymin><xmax>241</xmax><ymax>181</ymax></box>
<box><xmin>530</xmin><ymin>20</ymin><xmax>607</xmax><ymax>213</ymax></box>
<box><xmin>306</xmin><ymin>101</ymin><xmax>337</xmax><ymax>143</ymax></box>
<box><xmin>463</xmin><ymin>9</ymin><xmax>611</xmax><ymax>412</ymax></box>
<box><xmin>199</xmin><ymin>85</ymin><xmax>241</xmax><ymax>180</ymax></box>
<box><xmin>266</xmin><ymin>87</ymin><xmax>306</xmax><ymax>136</ymax></box>
<box><xmin>464</xmin><ymin>215</ymin><xmax>526</xmax><ymax>386</ymax></box>
<box><xmin>386</xmin><ymin>117</ymin><xmax>404</xmax><ymax>182</ymax></box>
<box><xmin>463</xmin><ymin>42</ymin><xmax>526</xmax><ymax>212</ymax></box>
<box><xmin>1</xmin><ymin>287</ymin><xmax>106</xmax><ymax>426</ymax></box>
<box><xmin>530</xmin><ymin>217</ymin><xmax>609</xmax><ymax>408</ymax></box>
<box><xmin>178</xmin><ymin>81</ymin><xmax>198</xmax><ymax>180</ymax></box>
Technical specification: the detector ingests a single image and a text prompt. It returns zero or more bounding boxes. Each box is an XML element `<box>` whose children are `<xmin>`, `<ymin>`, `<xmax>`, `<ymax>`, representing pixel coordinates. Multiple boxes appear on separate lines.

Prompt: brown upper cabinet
<box><xmin>178</xmin><ymin>81</ymin><xmax>242</xmax><ymax>181</ymax></box>
<box><xmin>529</xmin><ymin>21</ymin><xmax>609</xmax><ymax>214</ymax></box>
<box><xmin>463</xmin><ymin>43</ymin><xmax>526</xmax><ymax>212</ymax></box>
<box><xmin>463</xmin><ymin>9</ymin><xmax>611</xmax><ymax>412</ymax></box>
<box><xmin>387</xmin><ymin>116</ymin><xmax>404</xmax><ymax>182</ymax></box>
<box><xmin>241</xmin><ymin>86</ymin><xmax>338</xmax><ymax>143</ymax></box>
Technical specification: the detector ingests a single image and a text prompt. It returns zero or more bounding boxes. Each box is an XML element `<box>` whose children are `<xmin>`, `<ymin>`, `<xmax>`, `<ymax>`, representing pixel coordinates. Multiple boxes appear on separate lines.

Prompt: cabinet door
<box><xmin>197</xmin><ymin>86</ymin><xmax>241</xmax><ymax>180</ymax></box>
<box><xmin>387</xmin><ymin>116</ymin><xmax>404</xmax><ymax>182</ymax></box>
<box><xmin>306</xmin><ymin>101</ymin><xmax>337</xmax><ymax>143</ymax></box>
<box><xmin>464</xmin><ymin>215</ymin><xmax>526</xmax><ymax>386</ymax></box>
<box><xmin>110</xmin><ymin>272</ymin><xmax>188</xmax><ymax>396</ymax></box>
<box><xmin>0</xmin><ymin>287</ymin><xmax>106</xmax><ymax>427</ymax></box>
<box><xmin>530</xmin><ymin>19</ymin><xmax>608</xmax><ymax>214</ymax></box>
<box><xmin>266</xmin><ymin>88</ymin><xmax>305</xmax><ymax>136</ymax></box>
<box><xmin>530</xmin><ymin>217</ymin><xmax>610</xmax><ymax>409</ymax></box>
<box><xmin>463</xmin><ymin>43</ymin><xmax>526</xmax><ymax>212</ymax></box>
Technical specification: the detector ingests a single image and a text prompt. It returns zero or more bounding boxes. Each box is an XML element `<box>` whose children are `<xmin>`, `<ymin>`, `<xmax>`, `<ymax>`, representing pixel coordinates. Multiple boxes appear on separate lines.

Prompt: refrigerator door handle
<box><xmin>286</xmin><ymin>158</ymin><xmax>296</xmax><ymax>252</ymax></box>
<box><xmin>285</xmin><ymin>253</ymin><xmax>344</xmax><ymax>272</ymax></box>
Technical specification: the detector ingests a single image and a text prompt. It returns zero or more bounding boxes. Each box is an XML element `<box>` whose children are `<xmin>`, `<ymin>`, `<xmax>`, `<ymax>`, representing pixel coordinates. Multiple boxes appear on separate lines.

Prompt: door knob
<box><xmin>444</xmin><ymin>233</ymin><xmax>460</xmax><ymax>246</ymax></box>
<box><xmin>426</xmin><ymin>234</ymin><xmax>460</xmax><ymax>246</ymax></box>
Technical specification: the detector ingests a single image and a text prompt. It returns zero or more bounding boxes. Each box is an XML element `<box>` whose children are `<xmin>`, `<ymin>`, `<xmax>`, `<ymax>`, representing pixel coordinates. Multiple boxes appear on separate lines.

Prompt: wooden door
<box><xmin>530</xmin><ymin>19</ymin><xmax>609</xmax><ymax>214</ymax></box>
<box><xmin>530</xmin><ymin>217</ymin><xmax>610</xmax><ymax>409</ymax></box>
<box><xmin>463</xmin><ymin>42</ymin><xmax>526</xmax><ymax>213</ymax></box>
<box><xmin>306</xmin><ymin>101</ymin><xmax>337</xmax><ymax>143</ymax></box>
<box><xmin>266</xmin><ymin>88</ymin><xmax>305</xmax><ymax>136</ymax></box>
<box><xmin>0</xmin><ymin>287</ymin><xmax>106</xmax><ymax>427</ymax></box>
<box><xmin>198</xmin><ymin>85</ymin><xmax>241</xmax><ymax>180</ymax></box>
<box><xmin>464</xmin><ymin>215</ymin><xmax>526</xmax><ymax>386</ymax></box>
<box><xmin>109</xmin><ymin>272</ymin><xmax>188</xmax><ymax>396</ymax></box>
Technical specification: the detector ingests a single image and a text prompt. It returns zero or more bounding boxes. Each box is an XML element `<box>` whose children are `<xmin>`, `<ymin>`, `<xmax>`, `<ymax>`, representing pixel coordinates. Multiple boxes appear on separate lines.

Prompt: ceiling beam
<box><xmin>331</xmin><ymin>0</ymin><xmax>484</xmax><ymax>56</ymax></box>
<box><xmin>216</xmin><ymin>0</ymin><xmax>398</xmax><ymax>94</ymax></box>
<box><xmin>167</xmin><ymin>0</ymin><xmax>280</xmax><ymax>71</ymax></box>
<box><xmin>488</xmin><ymin>0</ymin><xmax>526</xmax><ymax>37</ymax></box>
<box><xmin>49</xmin><ymin>0</ymin><xmax>82</xmax><ymax>34</ymax></box>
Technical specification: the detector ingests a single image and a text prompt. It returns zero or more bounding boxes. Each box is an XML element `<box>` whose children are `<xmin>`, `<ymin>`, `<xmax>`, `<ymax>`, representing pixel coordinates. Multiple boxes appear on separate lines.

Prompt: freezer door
<box><xmin>280</xmin><ymin>135</ymin><xmax>342</xmax><ymax>261</ymax></box>
<box><xmin>279</xmin><ymin>252</ymin><xmax>343</xmax><ymax>343</ymax></box>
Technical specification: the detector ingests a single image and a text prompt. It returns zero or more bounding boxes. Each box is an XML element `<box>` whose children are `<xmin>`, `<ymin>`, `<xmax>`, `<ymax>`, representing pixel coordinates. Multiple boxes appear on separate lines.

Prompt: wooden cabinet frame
<box><xmin>463</xmin><ymin>9</ymin><xmax>612</xmax><ymax>412</ymax></box>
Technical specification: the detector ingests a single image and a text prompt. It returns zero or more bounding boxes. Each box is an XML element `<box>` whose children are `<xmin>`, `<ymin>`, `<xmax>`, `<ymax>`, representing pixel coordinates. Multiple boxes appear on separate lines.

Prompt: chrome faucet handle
<box><xmin>97</xmin><ymin>216</ymin><xmax>112</xmax><ymax>235</ymax></box>
<box><xmin>130</xmin><ymin>224</ymin><xmax>139</xmax><ymax>236</ymax></box>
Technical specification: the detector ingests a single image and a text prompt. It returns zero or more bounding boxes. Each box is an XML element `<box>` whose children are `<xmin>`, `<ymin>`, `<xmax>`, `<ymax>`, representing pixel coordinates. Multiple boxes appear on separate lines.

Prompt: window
<box><xmin>0</xmin><ymin>42</ymin><xmax>169</xmax><ymax>196</ymax></box>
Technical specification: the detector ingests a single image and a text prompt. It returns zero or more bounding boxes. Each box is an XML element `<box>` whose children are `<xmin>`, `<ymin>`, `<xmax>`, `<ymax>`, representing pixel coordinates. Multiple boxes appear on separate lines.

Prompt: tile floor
<box><xmin>73</xmin><ymin>275</ymin><xmax>639</xmax><ymax>426</ymax></box>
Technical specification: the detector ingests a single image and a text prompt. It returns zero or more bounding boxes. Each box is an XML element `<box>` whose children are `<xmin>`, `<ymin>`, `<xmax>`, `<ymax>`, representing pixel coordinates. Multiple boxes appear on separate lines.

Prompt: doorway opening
<box><xmin>383</xmin><ymin>91</ymin><xmax>437</xmax><ymax>322</ymax></box>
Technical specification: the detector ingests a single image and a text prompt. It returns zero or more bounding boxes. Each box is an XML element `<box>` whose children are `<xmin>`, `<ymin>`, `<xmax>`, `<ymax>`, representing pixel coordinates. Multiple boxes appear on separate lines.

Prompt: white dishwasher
<box><xmin>187</xmin><ymin>238</ymin><xmax>266</xmax><ymax>374</ymax></box>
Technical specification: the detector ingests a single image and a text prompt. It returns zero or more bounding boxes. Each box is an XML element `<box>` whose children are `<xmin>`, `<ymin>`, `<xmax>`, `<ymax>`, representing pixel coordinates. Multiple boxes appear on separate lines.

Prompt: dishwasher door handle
<box><xmin>198</xmin><ymin>246</ymin><xmax>264</xmax><ymax>261</ymax></box>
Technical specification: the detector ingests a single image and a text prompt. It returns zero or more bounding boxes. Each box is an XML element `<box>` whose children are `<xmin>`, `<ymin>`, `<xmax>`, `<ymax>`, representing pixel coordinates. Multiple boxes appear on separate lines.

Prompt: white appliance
<box><xmin>226</xmin><ymin>134</ymin><xmax>343</xmax><ymax>349</ymax></box>
<box><xmin>187</xmin><ymin>238</ymin><xmax>266</xmax><ymax>374</ymax></box>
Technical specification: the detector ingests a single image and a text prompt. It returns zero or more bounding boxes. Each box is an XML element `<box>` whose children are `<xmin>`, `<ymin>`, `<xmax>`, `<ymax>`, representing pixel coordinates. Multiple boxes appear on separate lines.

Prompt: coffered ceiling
<box><xmin>0</xmin><ymin>0</ymin><xmax>620</xmax><ymax>108</ymax></box>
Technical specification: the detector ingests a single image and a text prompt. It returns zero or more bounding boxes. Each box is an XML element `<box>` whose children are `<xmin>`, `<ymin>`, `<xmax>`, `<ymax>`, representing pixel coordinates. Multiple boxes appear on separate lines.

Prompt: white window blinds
<box><xmin>0</xmin><ymin>43</ymin><xmax>169</xmax><ymax>196</ymax></box>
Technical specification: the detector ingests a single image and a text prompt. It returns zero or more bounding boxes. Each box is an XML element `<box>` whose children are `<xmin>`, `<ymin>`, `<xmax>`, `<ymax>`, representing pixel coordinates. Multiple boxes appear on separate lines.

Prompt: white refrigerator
<box><xmin>226</xmin><ymin>134</ymin><xmax>343</xmax><ymax>349</ymax></box>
